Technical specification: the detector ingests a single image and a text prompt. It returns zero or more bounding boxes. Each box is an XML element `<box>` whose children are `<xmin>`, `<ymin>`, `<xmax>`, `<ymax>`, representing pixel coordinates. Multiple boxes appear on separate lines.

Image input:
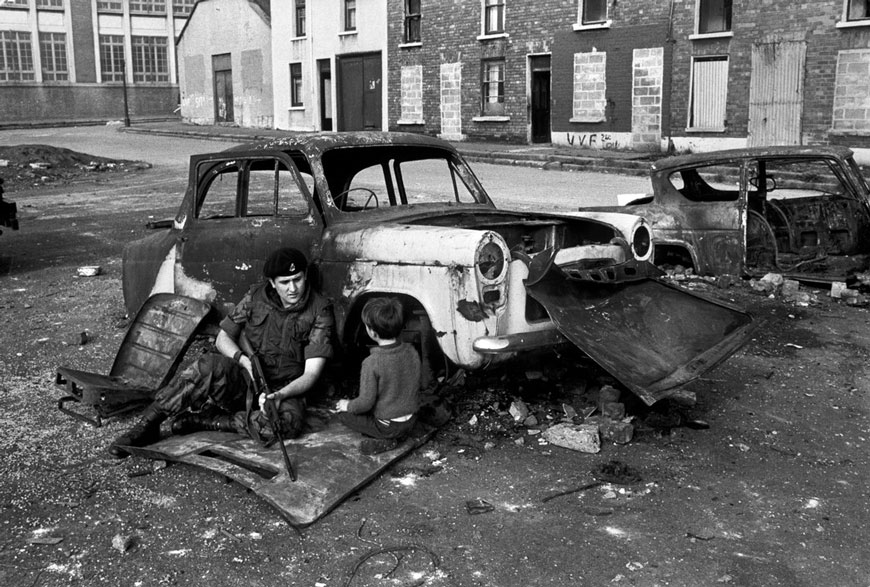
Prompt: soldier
<box><xmin>108</xmin><ymin>247</ymin><xmax>335</xmax><ymax>458</ymax></box>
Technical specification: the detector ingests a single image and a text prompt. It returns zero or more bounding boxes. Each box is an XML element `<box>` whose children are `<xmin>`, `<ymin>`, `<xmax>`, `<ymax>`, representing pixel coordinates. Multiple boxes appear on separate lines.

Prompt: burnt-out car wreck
<box><xmin>58</xmin><ymin>132</ymin><xmax>755</xmax><ymax>524</ymax></box>
<box><xmin>595</xmin><ymin>146</ymin><xmax>870</xmax><ymax>283</ymax></box>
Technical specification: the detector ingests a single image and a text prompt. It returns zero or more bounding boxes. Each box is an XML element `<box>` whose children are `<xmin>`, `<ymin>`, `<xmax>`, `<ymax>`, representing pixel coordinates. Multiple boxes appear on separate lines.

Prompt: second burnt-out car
<box><xmin>122</xmin><ymin>132</ymin><xmax>755</xmax><ymax>406</ymax></box>
<box><xmin>593</xmin><ymin>146</ymin><xmax>870</xmax><ymax>282</ymax></box>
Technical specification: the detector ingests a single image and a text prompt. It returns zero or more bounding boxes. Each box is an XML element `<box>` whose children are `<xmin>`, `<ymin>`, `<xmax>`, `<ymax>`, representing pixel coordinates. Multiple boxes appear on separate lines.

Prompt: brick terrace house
<box><xmin>387</xmin><ymin>0</ymin><xmax>674</xmax><ymax>151</ymax></box>
<box><xmin>668</xmin><ymin>0</ymin><xmax>870</xmax><ymax>164</ymax></box>
<box><xmin>0</xmin><ymin>0</ymin><xmax>190</xmax><ymax>125</ymax></box>
<box><xmin>388</xmin><ymin>0</ymin><xmax>870</xmax><ymax>162</ymax></box>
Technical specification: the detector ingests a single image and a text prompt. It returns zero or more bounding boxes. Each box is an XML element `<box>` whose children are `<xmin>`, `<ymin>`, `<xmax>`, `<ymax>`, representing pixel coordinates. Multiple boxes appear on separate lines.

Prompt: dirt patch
<box><xmin>0</xmin><ymin>144</ymin><xmax>150</xmax><ymax>194</ymax></box>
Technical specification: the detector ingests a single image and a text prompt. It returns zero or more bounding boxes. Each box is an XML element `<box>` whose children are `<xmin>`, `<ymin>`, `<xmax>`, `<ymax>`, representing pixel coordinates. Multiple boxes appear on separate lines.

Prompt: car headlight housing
<box><xmin>631</xmin><ymin>222</ymin><xmax>652</xmax><ymax>261</ymax></box>
<box><xmin>476</xmin><ymin>241</ymin><xmax>506</xmax><ymax>281</ymax></box>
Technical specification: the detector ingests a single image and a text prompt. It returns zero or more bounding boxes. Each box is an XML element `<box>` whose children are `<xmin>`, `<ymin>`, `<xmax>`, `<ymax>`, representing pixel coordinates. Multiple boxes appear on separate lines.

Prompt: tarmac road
<box><xmin>0</xmin><ymin>127</ymin><xmax>869</xmax><ymax>587</ymax></box>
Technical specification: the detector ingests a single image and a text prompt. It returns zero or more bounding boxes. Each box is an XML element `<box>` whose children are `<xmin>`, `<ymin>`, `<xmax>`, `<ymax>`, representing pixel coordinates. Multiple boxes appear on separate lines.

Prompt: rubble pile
<box><xmin>661</xmin><ymin>264</ymin><xmax>870</xmax><ymax>307</ymax></box>
<box><xmin>0</xmin><ymin>144</ymin><xmax>150</xmax><ymax>192</ymax></box>
<box><xmin>441</xmin><ymin>357</ymin><xmax>695</xmax><ymax>457</ymax></box>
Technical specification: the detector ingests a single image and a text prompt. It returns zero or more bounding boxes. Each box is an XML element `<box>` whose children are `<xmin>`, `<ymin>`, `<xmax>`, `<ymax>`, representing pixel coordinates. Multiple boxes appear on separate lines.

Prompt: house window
<box><xmin>481</xmin><ymin>59</ymin><xmax>505</xmax><ymax>115</ymax></box>
<box><xmin>96</xmin><ymin>1</ymin><xmax>122</xmax><ymax>12</ymax></box>
<box><xmin>404</xmin><ymin>0</ymin><xmax>421</xmax><ymax>43</ymax></box>
<box><xmin>36</xmin><ymin>0</ymin><xmax>64</xmax><ymax>9</ymax></box>
<box><xmin>131</xmin><ymin>36</ymin><xmax>169</xmax><ymax>83</ymax></box>
<box><xmin>172</xmin><ymin>0</ymin><xmax>194</xmax><ymax>16</ymax></box>
<box><xmin>0</xmin><ymin>31</ymin><xmax>34</xmax><ymax>81</ymax></box>
<box><xmin>689</xmin><ymin>56</ymin><xmax>728</xmax><ymax>130</ymax></box>
<box><xmin>130</xmin><ymin>0</ymin><xmax>166</xmax><ymax>15</ymax></box>
<box><xmin>344</xmin><ymin>0</ymin><xmax>356</xmax><ymax>32</ymax></box>
<box><xmin>847</xmin><ymin>0</ymin><xmax>870</xmax><ymax>21</ymax></box>
<box><xmin>581</xmin><ymin>0</ymin><xmax>607</xmax><ymax>25</ymax></box>
<box><xmin>295</xmin><ymin>0</ymin><xmax>306</xmax><ymax>37</ymax></box>
<box><xmin>0</xmin><ymin>0</ymin><xmax>30</xmax><ymax>7</ymax></box>
<box><xmin>99</xmin><ymin>34</ymin><xmax>125</xmax><ymax>82</ymax></box>
<box><xmin>698</xmin><ymin>0</ymin><xmax>732</xmax><ymax>34</ymax></box>
<box><xmin>290</xmin><ymin>62</ymin><xmax>303</xmax><ymax>107</ymax></box>
<box><xmin>484</xmin><ymin>0</ymin><xmax>505</xmax><ymax>34</ymax></box>
<box><xmin>39</xmin><ymin>32</ymin><xmax>67</xmax><ymax>81</ymax></box>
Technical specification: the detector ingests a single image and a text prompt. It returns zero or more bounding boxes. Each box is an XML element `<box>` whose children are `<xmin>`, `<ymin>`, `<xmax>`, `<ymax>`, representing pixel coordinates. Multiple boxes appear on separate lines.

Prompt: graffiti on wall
<box><xmin>564</xmin><ymin>132</ymin><xmax>628</xmax><ymax>150</ymax></box>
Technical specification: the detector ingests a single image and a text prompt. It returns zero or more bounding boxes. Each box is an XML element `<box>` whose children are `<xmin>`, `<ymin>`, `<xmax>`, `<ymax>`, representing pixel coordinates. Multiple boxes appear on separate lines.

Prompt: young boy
<box><xmin>335</xmin><ymin>297</ymin><xmax>420</xmax><ymax>454</ymax></box>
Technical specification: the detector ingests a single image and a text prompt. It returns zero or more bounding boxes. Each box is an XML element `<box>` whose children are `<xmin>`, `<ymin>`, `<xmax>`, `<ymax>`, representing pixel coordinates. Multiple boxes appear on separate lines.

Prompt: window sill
<box><xmin>829</xmin><ymin>128</ymin><xmax>870</xmax><ymax>136</ymax></box>
<box><xmin>685</xmin><ymin>127</ymin><xmax>726</xmax><ymax>133</ymax></box>
<box><xmin>477</xmin><ymin>32</ymin><xmax>509</xmax><ymax>41</ymax></box>
<box><xmin>570</xmin><ymin>117</ymin><xmax>605</xmax><ymax>123</ymax></box>
<box><xmin>572</xmin><ymin>20</ymin><xmax>612</xmax><ymax>31</ymax></box>
<box><xmin>338</xmin><ymin>31</ymin><xmax>358</xmax><ymax>38</ymax></box>
<box><xmin>291</xmin><ymin>36</ymin><xmax>307</xmax><ymax>42</ymax></box>
<box><xmin>399</xmin><ymin>42</ymin><xmax>422</xmax><ymax>49</ymax></box>
<box><xmin>397</xmin><ymin>119</ymin><xmax>424</xmax><ymax>125</ymax></box>
<box><xmin>472</xmin><ymin>116</ymin><xmax>510</xmax><ymax>122</ymax></box>
<box><xmin>288</xmin><ymin>106</ymin><xmax>305</xmax><ymax>111</ymax></box>
<box><xmin>689</xmin><ymin>31</ymin><xmax>734</xmax><ymax>41</ymax></box>
<box><xmin>836</xmin><ymin>20</ymin><xmax>870</xmax><ymax>29</ymax></box>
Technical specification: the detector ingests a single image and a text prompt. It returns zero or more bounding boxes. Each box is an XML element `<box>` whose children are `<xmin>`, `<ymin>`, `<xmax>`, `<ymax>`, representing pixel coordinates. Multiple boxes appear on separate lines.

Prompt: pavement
<box><xmin>115</xmin><ymin>118</ymin><xmax>660</xmax><ymax>177</ymax></box>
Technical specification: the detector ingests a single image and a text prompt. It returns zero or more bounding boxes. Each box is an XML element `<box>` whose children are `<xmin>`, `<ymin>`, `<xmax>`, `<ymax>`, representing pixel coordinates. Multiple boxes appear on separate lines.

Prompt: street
<box><xmin>1</xmin><ymin>126</ymin><xmax>869</xmax><ymax>587</ymax></box>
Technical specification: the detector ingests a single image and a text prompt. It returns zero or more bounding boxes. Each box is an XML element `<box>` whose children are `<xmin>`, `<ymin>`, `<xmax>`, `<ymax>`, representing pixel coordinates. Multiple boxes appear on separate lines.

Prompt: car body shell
<box><xmin>588</xmin><ymin>146</ymin><xmax>870</xmax><ymax>280</ymax></box>
<box><xmin>122</xmin><ymin>132</ymin><xmax>753</xmax><ymax>404</ymax></box>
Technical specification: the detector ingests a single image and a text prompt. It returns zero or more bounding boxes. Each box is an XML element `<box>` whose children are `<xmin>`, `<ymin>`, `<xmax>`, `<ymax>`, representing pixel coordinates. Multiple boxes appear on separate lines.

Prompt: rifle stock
<box><xmin>238</xmin><ymin>334</ymin><xmax>297</xmax><ymax>482</ymax></box>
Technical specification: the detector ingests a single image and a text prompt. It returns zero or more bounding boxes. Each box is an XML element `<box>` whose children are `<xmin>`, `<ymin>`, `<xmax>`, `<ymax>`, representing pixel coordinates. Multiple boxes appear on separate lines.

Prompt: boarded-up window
<box><xmin>833</xmin><ymin>49</ymin><xmax>870</xmax><ymax>133</ymax></box>
<box><xmin>400</xmin><ymin>65</ymin><xmax>423</xmax><ymax>123</ymax></box>
<box><xmin>689</xmin><ymin>56</ymin><xmax>728</xmax><ymax>130</ymax></box>
<box><xmin>571</xmin><ymin>51</ymin><xmax>607</xmax><ymax>123</ymax></box>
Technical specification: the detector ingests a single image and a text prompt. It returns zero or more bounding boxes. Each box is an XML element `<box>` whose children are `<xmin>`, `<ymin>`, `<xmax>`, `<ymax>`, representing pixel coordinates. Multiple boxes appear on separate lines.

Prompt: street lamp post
<box><xmin>122</xmin><ymin>59</ymin><xmax>131</xmax><ymax>127</ymax></box>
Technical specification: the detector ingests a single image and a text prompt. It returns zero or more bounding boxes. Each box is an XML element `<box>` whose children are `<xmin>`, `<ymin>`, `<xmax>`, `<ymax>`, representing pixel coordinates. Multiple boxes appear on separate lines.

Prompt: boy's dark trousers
<box><xmin>337</xmin><ymin>412</ymin><xmax>416</xmax><ymax>440</ymax></box>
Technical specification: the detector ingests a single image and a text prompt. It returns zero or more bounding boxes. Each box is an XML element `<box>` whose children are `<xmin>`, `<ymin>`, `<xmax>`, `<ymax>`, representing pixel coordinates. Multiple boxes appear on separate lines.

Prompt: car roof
<box><xmin>652</xmin><ymin>145</ymin><xmax>855</xmax><ymax>173</ymax></box>
<box><xmin>223</xmin><ymin>131</ymin><xmax>457</xmax><ymax>155</ymax></box>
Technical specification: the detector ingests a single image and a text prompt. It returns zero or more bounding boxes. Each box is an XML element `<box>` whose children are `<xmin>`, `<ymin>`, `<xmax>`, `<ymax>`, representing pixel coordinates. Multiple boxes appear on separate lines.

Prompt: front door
<box><xmin>337</xmin><ymin>53</ymin><xmax>382</xmax><ymax>131</ymax></box>
<box><xmin>748</xmin><ymin>41</ymin><xmax>806</xmax><ymax>147</ymax></box>
<box><xmin>213</xmin><ymin>54</ymin><xmax>234</xmax><ymax>124</ymax></box>
<box><xmin>318</xmin><ymin>59</ymin><xmax>333</xmax><ymax>131</ymax></box>
<box><xmin>530</xmin><ymin>55</ymin><xmax>551</xmax><ymax>143</ymax></box>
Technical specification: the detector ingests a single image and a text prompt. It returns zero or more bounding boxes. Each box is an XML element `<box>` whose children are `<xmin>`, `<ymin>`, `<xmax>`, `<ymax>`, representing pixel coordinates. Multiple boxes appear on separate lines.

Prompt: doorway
<box><xmin>530</xmin><ymin>55</ymin><xmax>551</xmax><ymax>143</ymax></box>
<box><xmin>336</xmin><ymin>52</ymin><xmax>382</xmax><ymax>131</ymax></box>
<box><xmin>318</xmin><ymin>59</ymin><xmax>333</xmax><ymax>131</ymax></box>
<box><xmin>212</xmin><ymin>53</ymin><xmax>234</xmax><ymax>124</ymax></box>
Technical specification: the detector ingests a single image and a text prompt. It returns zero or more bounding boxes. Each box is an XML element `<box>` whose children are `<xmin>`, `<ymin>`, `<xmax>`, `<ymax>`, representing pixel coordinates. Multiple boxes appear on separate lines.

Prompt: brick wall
<box><xmin>668</xmin><ymin>0</ymin><xmax>870</xmax><ymax>150</ymax></box>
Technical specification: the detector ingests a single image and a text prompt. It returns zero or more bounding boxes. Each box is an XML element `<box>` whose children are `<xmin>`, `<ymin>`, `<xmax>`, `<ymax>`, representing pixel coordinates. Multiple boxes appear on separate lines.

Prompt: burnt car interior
<box><xmin>321</xmin><ymin>146</ymin><xmax>486</xmax><ymax>211</ymax></box>
<box><xmin>668</xmin><ymin>156</ymin><xmax>870</xmax><ymax>274</ymax></box>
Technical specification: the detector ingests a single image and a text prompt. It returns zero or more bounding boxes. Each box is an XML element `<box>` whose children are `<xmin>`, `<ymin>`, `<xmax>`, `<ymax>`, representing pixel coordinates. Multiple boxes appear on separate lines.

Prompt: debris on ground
<box><xmin>0</xmin><ymin>144</ymin><xmax>150</xmax><ymax>192</ymax></box>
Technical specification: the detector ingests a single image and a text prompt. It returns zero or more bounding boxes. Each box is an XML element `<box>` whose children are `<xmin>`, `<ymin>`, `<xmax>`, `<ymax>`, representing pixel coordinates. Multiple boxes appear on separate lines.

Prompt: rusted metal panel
<box><xmin>124</xmin><ymin>421</ymin><xmax>438</xmax><ymax>527</ymax></box>
<box><xmin>748</xmin><ymin>41</ymin><xmax>806</xmax><ymax>147</ymax></box>
<box><xmin>528</xmin><ymin>272</ymin><xmax>756</xmax><ymax>405</ymax></box>
<box><xmin>56</xmin><ymin>294</ymin><xmax>213</xmax><ymax>426</ymax></box>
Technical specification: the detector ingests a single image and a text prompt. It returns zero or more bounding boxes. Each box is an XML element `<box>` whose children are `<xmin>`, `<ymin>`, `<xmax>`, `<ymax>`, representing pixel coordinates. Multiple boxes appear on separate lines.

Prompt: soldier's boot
<box><xmin>108</xmin><ymin>404</ymin><xmax>168</xmax><ymax>459</ymax></box>
<box><xmin>171</xmin><ymin>414</ymin><xmax>236</xmax><ymax>436</ymax></box>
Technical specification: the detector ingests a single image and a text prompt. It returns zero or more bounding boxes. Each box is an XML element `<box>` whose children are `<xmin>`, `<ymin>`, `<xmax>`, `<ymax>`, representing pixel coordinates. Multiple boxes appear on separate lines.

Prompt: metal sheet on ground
<box><xmin>125</xmin><ymin>420</ymin><xmax>435</xmax><ymax>527</ymax></box>
<box><xmin>528</xmin><ymin>276</ymin><xmax>756</xmax><ymax>405</ymax></box>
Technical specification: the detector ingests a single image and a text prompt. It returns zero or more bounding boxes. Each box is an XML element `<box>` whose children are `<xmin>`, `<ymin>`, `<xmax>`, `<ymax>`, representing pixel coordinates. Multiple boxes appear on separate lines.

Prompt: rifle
<box><xmin>239</xmin><ymin>334</ymin><xmax>297</xmax><ymax>482</ymax></box>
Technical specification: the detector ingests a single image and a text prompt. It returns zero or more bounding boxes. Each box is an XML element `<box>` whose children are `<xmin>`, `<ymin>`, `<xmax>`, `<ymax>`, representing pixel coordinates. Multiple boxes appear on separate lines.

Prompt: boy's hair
<box><xmin>361</xmin><ymin>297</ymin><xmax>405</xmax><ymax>340</ymax></box>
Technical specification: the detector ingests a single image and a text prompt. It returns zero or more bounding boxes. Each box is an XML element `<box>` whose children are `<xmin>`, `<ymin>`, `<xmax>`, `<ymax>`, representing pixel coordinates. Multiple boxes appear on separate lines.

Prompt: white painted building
<box><xmin>271</xmin><ymin>0</ymin><xmax>387</xmax><ymax>132</ymax></box>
